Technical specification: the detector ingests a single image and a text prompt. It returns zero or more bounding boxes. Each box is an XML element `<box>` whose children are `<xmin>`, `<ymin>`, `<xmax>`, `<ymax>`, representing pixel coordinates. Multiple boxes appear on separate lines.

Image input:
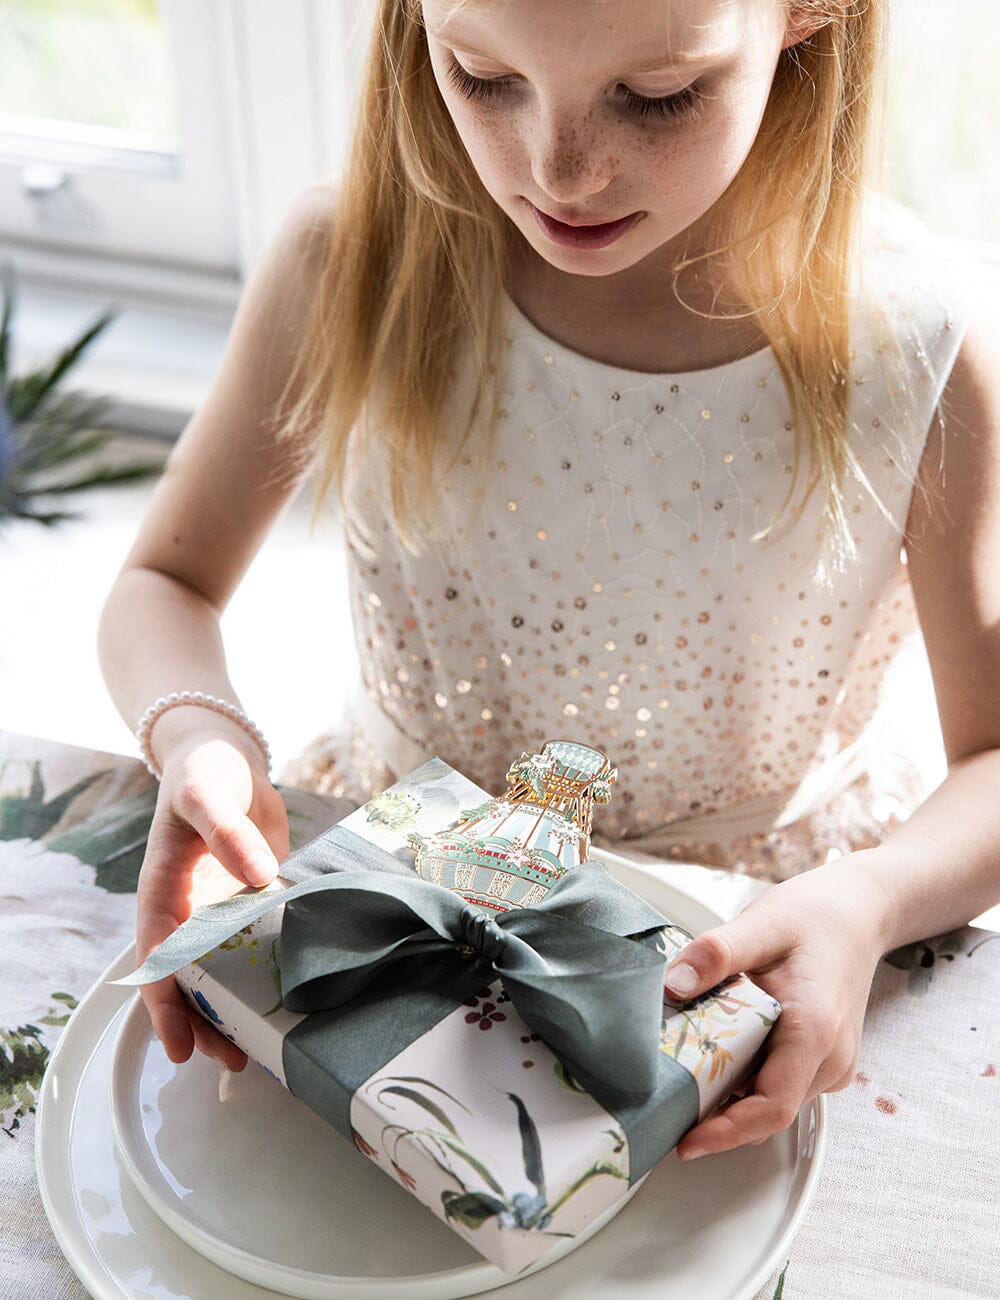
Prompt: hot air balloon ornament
<box><xmin>406</xmin><ymin>740</ymin><xmax>618</xmax><ymax>915</ymax></box>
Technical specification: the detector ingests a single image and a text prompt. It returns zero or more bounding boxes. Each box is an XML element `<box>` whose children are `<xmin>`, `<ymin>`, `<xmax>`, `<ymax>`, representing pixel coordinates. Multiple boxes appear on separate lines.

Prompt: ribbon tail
<box><xmin>112</xmin><ymin>821</ymin><xmax>423</xmax><ymax>987</ymax></box>
<box><xmin>110</xmin><ymin>883</ymin><xmax>294</xmax><ymax>986</ymax></box>
<box><xmin>110</xmin><ymin>869</ymin><xmax>429</xmax><ymax>988</ymax></box>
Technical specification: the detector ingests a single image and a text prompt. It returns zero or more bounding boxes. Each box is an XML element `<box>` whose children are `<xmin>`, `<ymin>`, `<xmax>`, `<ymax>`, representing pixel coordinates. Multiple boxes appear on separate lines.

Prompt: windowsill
<box><xmin>9</xmin><ymin>280</ymin><xmax>236</xmax><ymax>438</ymax></box>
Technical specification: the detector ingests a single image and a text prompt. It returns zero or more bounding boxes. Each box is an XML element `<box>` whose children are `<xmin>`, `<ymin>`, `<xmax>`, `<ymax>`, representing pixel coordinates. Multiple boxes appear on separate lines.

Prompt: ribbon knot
<box><xmin>457</xmin><ymin>906</ymin><xmax>507</xmax><ymax>964</ymax></box>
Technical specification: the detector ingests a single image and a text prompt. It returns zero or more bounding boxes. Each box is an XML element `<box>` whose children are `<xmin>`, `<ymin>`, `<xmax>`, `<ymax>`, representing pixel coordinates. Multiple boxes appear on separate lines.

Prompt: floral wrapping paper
<box><xmin>174</xmin><ymin>757</ymin><xmax>779</xmax><ymax>1275</ymax></box>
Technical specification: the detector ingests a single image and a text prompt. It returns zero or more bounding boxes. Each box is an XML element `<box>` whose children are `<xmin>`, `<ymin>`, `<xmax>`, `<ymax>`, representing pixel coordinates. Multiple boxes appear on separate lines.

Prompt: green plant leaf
<box><xmin>441</xmin><ymin>1190</ymin><xmax>507</xmax><ymax>1230</ymax></box>
<box><xmin>419</xmin><ymin>1131</ymin><xmax>506</xmax><ymax>1196</ymax></box>
<box><xmin>28</xmin><ymin>462</ymin><xmax>163</xmax><ymax>494</ymax></box>
<box><xmin>17</xmin><ymin>424</ymin><xmax>113</xmax><ymax>474</ymax></box>
<box><xmin>771</xmin><ymin>1260</ymin><xmax>790</xmax><ymax>1299</ymax></box>
<box><xmin>0</xmin><ymin>264</ymin><xmax>163</xmax><ymax>529</ymax></box>
<box><xmin>5</xmin><ymin>504</ymin><xmax>78</xmax><ymax>526</ymax></box>
<box><xmin>0</xmin><ymin>1022</ymin><xmax>49</xmax><ymax>1137</ymax></box>
<box><xmin>7</xmin><ymin>308</ymin><xmax>117</xmax><ymax>425</ymax></box>
<box><xmin>49</xmin><ymin>786</ymin><xmax>157</xmax><ymax>892</ymax></box>
<box><xmin>374</xmin><ymin>1086</ymin><xmax>461</xmax><ymax>1137</ymax></box>
<box><xmin>506</xmin><ymin>1092</ymin><xmax>545</xmax><ymax>1199</ymax></box>
<box><xmin>16</xmin><ymin>392</ymin><xmax>111</xmax><ymax>439</ymax></box>
<box><xmin>0</xmin><ymin>764</ymin><xmax>104</xmax><ymax>841</ymax></box>
<box><xmin>0</xmin><ymin>263</ymin><xmax>16</xmax><ymax>390</ymax></box>
<box><xmin>545</xmin><ymin>1160</ymin><xmax>628</xmax><ymax>1217</ymax></box>
<box><xmin>23</xmin><ymin>386</ymin><xmax>110</xmax><ymax>426</ymax></box>
<box><xmin>369</xmin><ymin>1074</ymin><xmax>472</xmax><ymax>1114</ymax></box>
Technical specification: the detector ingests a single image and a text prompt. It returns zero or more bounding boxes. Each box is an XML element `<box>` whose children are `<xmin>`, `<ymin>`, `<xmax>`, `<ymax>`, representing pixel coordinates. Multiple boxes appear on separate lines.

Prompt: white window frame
<box><xmin>223</xmin><ymin>0</ymin><xmax>368</xmax><ymax>275</ymax></box>
<box><xmin>0</xmin><ymin>0</ymin><xmax>366</xmax><ymax>311</ymax></box>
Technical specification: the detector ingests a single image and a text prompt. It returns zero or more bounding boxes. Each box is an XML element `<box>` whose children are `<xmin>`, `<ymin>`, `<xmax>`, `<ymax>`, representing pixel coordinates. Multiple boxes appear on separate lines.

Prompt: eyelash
<box><xmin>445</xmin><ymin>58</ymin><xmax>702</xmax><ymax>123</ymax></box>
<box><xmin>621</xmin><ymin>82</ymin><xmax>701</xmax><ymax>122</ymax></box>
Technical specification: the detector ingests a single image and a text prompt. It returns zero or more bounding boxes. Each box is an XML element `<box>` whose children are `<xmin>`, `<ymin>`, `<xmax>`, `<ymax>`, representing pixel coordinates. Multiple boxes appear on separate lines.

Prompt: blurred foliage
<box><xmin>0</xmin><ymin>263</ymin><xmax>164</xmax><ymax>527</ymax></box>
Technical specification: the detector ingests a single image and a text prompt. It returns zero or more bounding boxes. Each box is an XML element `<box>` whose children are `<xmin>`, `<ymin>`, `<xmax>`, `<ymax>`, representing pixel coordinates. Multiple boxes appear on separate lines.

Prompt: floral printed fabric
<box><xmin>1</xmin><ymin>730</ymin><xmax>997</xmax><ymax>1298</ymax></box>
<box><xmin>0</xmin><ymin>730</ymin><xmax>348</xmax><ymax>1299</ymax></box>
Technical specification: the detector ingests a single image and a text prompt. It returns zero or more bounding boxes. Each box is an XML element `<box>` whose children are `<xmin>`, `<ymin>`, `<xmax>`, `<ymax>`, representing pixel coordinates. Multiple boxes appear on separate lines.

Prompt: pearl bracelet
<box><xmin>135</xmin><ymin>691</ymin><xmax>272</xmax><ymax>780</ymax></box>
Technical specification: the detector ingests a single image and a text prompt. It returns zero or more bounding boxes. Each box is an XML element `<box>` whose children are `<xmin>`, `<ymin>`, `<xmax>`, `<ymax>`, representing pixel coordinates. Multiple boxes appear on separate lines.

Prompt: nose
<box><xmin>528</xmin><ymin>108</ymin><xmax>615</xmax><ymax>205</ymax></box>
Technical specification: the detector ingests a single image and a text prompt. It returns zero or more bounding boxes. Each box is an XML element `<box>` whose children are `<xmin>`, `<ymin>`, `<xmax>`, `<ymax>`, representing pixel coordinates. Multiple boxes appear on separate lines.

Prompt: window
<box><xmin>0</xmin><ymin>0</ymin><xmax>239</xmax><ymax>293</ymax></box>
<box><xmin>0</xmin><ymin>0</ymin><xmax>366</xmax><ymax>304</ymax></box>
<box><xmin>886</xmin><ymin>0</ymin><xmax>1000</xmax><ymax>249</ymax></box>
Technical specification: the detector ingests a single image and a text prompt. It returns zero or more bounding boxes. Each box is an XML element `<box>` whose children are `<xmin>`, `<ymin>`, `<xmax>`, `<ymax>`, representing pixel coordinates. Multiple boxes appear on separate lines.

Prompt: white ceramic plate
<box><xmin>37</xmin><ymin>864</ymin><xmax>826</xmax><ymax>1300</ymax></box>
<box><xmin>108</xmin><ymin>991</ymin><xmax>645</xmax><ymax>1299</ymax></box>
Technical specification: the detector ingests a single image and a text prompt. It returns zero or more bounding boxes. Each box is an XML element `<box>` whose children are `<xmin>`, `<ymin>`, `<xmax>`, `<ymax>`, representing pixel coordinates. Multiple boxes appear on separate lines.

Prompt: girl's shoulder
<box><xmin>270</xmin><ymin>174</ymin><xmax>342</xmax><ymax>276</ymax></box>
<box><xmin>855</xmin><ymin>196</ymin><xmax>995</xmax><ymax>412</ymax></box>
<box><xmin>858</xmin><ymin>196</ymin><xmax>990</xmax><ymax>344</ymax></box>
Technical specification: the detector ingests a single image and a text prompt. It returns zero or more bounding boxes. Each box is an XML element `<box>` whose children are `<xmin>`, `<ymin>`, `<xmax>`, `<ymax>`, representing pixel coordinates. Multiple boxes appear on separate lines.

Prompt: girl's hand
<box><xmin>136</xmin><ymin>730</ymin><xmax>290</xmax><ymax>1072</ymax></box>
<box><xmin>666</xmin><ymin>858</ymin><xmax>892</xmax><ymax>1160</ymax></box>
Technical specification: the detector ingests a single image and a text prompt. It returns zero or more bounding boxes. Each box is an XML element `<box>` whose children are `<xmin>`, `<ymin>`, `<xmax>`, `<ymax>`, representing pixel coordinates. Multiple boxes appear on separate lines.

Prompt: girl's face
<box><xmin>422</xmin><ymin>0</ymin><xmax>797</xmax><ymax>279</ymax></box>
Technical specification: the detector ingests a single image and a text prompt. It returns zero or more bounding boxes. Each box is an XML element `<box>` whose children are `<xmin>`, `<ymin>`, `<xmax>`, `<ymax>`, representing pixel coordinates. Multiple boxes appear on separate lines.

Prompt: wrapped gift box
<box><xmin>118</xmin><ymin>748</ymin><xmax>780</xmax><ymax>1276</ymax></box>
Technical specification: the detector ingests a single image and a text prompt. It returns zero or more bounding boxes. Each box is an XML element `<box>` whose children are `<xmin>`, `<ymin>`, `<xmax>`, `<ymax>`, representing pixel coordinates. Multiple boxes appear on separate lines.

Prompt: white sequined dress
<box><xmin>282</xmin><ymin>210</ymin><xmax>979</xmax><ymax>882</ymax></box>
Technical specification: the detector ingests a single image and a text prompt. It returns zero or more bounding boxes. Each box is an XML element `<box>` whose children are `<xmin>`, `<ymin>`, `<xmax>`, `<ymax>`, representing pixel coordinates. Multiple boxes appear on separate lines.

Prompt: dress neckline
<box><xmin>503</xmin><ymin>294</ymin><xmax>775</xmax><ymax>384</ymax></box>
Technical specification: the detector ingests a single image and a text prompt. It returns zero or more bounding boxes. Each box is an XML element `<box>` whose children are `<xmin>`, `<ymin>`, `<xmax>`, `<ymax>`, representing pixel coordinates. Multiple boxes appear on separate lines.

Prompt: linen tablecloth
<box><xmin>1</xmin><ymin>729</ymin><xmax>997</xmax><ymax>1299</ymax></box>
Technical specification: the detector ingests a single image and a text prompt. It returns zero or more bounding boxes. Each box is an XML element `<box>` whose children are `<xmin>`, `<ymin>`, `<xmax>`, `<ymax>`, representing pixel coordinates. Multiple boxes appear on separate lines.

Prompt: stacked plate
<box><xmin>36</xmin><ymin>856</ymin><xmax>826</xmax><ymax>1300</ymax></box>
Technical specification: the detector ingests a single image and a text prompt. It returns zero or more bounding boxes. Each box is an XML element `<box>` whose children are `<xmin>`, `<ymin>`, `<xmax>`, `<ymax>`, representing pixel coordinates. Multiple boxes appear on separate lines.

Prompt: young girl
<box><xmin>99</xmin><ymin>0</ymin><xmax>1000</xmax><ymax>1165</ymax></box>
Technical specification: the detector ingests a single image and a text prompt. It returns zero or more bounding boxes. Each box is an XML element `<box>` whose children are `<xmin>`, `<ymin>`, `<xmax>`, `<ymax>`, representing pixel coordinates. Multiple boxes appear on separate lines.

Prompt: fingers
<box><xmin>142</xmin><ymin>977</ymin><xmax>195</xmax><ymax>1063</ymax></box>
<box><xmin>674</xmin><ymin>1006</ymin><xmax>858</xmax><ymax>1158</ymax></box>
<box><xmin>188</xmin><ymin>1005</ymin><xmax>249</xmax><ymax>1073</ymax></box>
<box><xmin>665</xmin><ymin>877</ymin><xmax>876</xmax><ymax>1161</ymax></box>
<box><xmin>136</xmin><ymin>847</ymin><xmax>251</xmax><ymax>1069</ymax></box>
<box><xmin>136</xmin><ymin>857</ymin><xmax>198</xmax><ymax>1061</ymax></box>
<box><xmin>136</xmin><ymin>782</ymin><xmax>285</xmax><ymax>1066</ymax></box>
<box><xmin>139</xmin><ymin>979</ymin><xmax>248</xmax><ymax>1072</ymax></box>
<box><xmin>133</xmin><ymin>742</ymin><xmax>289</xmax><ymax>1075</ymax></box>
<box><xmin>675</xmin><ymin>1019</ymin><xmax>817</xmax><ymax>1157</ymax></box>
<box><xmin>664</xmin><ymin>905</ymin><xmax>791</xmax><ymax>1000</ymax></box>
<box><xmin>173</xmin><ymin>775</ymin><xmax>280</xmax><ymax>888</ymax></box>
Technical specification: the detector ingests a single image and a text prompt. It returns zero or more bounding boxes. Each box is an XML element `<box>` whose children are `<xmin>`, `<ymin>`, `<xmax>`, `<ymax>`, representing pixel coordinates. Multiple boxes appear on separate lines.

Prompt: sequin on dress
<box><xmin>281</xmin><ymin>212</ymin><xmax>977</xmax><ymax>882</ymax></box>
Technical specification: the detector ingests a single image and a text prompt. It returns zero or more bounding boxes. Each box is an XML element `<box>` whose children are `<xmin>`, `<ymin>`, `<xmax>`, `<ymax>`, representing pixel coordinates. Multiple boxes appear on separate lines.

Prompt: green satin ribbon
<box><xmin>115</xmin><ymin>824</ymin><xmax>700</xmax><ymax>1176</ymax></box>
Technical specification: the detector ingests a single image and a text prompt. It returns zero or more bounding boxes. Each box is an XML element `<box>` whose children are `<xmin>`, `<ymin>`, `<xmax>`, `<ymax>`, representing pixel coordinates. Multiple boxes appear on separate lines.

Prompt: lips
<box><xmin>526</xmin><ymin>201</ymin><xmax>644</xmax><ymax>251</ymax></box>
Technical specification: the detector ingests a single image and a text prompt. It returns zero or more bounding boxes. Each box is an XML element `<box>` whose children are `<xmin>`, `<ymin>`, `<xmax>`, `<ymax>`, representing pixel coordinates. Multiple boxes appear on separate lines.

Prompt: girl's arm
<box><xmin>98</xmin><ymin>179</ymin><xmax>340</xmax><ymax>1068</ymax></box>
<box><xmin>849</xmin><ymin>287</ymin><xmax>1000</xmax><ymax>946</ymax></box>
<box><xmin>665</xmin><ymin>285</ymin><xmax>1000</xmax><ymax>1160</ymax></box>
<box><xmin>98</xmin><ymin>178</ymin><xmax>338</xmax><ymax>770</ymax></box>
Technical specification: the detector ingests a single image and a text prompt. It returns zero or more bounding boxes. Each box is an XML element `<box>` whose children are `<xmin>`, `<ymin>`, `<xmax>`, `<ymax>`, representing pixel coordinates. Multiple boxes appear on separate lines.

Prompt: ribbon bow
<box><xmin>117</xmin><ymin>825</ymin><xmax>673</xmax><ymax>1100</ymax></box>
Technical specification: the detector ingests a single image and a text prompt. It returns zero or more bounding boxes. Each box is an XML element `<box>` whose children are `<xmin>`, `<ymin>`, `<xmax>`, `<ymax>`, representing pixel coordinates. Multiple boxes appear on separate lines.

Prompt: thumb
<box><xmin>180</xmin><ymin>790</ymin><xmax>281</xmax><ymax>890</ymax></box>
<box><xmin>664</xmin><ymin>915</ymin><xmax>771</xmax><ymax>999</ymax></box>
<box><xmin>210</xmin><ymin>813</ymin><xmax>281</xmax><ymax>889</ymax></box>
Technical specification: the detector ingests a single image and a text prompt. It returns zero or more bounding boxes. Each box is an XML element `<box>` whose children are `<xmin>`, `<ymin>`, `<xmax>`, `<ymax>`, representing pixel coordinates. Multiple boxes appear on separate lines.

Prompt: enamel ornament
<box><xmin>407</xmin><ymin>740</ymin><xmax>619</xmax><ymax>914</ymax></box>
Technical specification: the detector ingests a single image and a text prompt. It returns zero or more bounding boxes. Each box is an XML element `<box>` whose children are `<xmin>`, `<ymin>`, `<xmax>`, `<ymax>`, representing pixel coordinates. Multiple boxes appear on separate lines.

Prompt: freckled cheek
<box><xmin>712</xmin><ymin>103</ymin><xmax>770</xmax><ymax>178</ymax></box>
<box><xmin>447</xmin><ymin>108</ymin><xmax>527</xmax><ymax>195</ymax></box>
<box><xmin>652</xmin><ymin>113</ymin><xmax>758</xmax><ymax>210</ymax></box>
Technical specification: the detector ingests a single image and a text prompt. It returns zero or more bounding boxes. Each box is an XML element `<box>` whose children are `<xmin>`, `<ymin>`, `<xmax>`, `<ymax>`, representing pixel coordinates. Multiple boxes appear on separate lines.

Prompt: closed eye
<box><xmin>445</xmin><ymin>58</ymin><xmax>704</xmax><ymax>123</ymax></box>
<box><xmin>617</xmin><ymin>83</ymin><xmax>703</xmax><ymax>122</ymax></box>
<box><xmin>445</xmin><ymin>59</ymin><xmax>517</xmax><ymax>102</ymax></box>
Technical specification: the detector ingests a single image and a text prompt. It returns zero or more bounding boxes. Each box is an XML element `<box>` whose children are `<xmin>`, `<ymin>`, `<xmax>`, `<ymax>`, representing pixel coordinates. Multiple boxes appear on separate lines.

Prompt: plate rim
<box><xmin>36</xmin><ymin>943</ymin><xmax>138</xmax><ymax>1300</ymax></box>
<box><xmin>37</xmin><ymin>871</ymin><xmax>826</xmax><ymax>1300</ymax></box>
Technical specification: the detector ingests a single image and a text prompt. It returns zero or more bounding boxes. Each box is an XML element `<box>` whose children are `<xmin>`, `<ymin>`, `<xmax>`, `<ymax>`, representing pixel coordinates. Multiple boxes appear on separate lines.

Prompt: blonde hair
<box><xmin>276</xmin><ymin>0</ymin><xmax>892</xmax><ymax>570</ymax></box>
